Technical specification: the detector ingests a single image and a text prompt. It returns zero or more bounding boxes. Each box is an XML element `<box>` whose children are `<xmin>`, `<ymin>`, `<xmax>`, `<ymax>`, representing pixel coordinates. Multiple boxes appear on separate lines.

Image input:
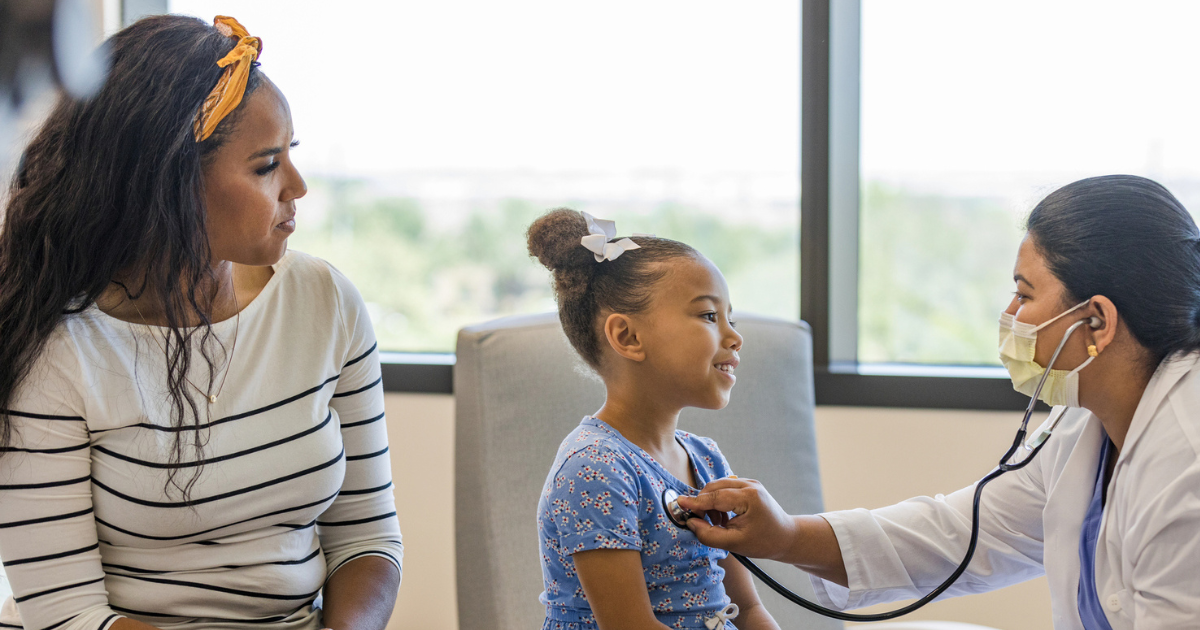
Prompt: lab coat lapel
<box><xmin>1043</xmin><ymin>410</ymin><xmax>1106</xmax><ymax>630</ymax></box>
<box><xmin>1119</xmin><ymin>352</ymin><xmax>1196</xmax><ymax>462</ymax></box>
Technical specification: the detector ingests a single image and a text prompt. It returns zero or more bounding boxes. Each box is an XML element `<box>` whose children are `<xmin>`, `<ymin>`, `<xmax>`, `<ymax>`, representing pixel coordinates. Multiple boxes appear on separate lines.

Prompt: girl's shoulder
<box><xmin>548</xmin><ymin>419</ymin><xmax>640</xmax><ymax>479</ymax></box>
<box><xmin>675</xmin><ymin>429</ymin><xmax>724</xmax><ymax>459</ymax></box>
<box><xmin>675</xmin><ymin>429</ymin><xmax>734</xmax><ymax>479</ymax></box>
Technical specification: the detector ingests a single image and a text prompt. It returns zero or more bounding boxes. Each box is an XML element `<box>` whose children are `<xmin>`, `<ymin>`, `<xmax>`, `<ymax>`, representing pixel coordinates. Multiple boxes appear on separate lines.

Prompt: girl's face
<box><xmin>638</xmin><ymin>255</ymin><xmax>743</xmax><ymax>410</ymax></box>
<box><xmin>202</xmin><ymin>78</ymin><xmax>307</xmax><ymax>267</ymax></box>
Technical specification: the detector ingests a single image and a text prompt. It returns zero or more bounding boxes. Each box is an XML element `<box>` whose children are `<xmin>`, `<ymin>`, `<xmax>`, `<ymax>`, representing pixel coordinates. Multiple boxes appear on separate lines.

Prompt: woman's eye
<box><xmin>256</xmin><ymin>161</ymin><xmax>281</xmax><ymax>176</ymax></box>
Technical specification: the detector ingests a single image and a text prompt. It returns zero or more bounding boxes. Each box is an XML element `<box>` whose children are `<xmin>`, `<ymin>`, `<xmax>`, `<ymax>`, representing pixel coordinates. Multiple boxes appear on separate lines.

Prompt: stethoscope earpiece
<box><xmin>1088</xmin><ymin>316</ymin><xmax>1102</xmax><ymax>329</ymax></box>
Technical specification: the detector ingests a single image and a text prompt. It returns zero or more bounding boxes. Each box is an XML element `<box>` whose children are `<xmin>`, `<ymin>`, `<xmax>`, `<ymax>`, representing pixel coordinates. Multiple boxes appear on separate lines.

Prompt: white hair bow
<box><xmin>704</xmin><ymin>603</ymin><xmax>740</xmax><ymax>629</ymax></box>
<box><xmin>580</xmin><ymin>212</ymin><xmax>652</xmax><ymax>262</ymax></box>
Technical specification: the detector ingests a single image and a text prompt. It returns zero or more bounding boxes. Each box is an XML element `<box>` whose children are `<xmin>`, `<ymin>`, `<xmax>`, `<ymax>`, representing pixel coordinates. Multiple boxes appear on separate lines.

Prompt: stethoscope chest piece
<box><xmin>662</xmin><ymin>488</ymin><xmax>695</xmax><ymax>529</ymax></box>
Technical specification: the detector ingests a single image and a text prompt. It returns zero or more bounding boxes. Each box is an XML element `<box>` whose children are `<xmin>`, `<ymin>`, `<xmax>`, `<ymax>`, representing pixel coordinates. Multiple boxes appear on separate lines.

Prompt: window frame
<box><xmin>132</xmin><ymin>0</ymin><xmax>1033</xmax><ymax>409</ymax></box>
<box><xmin>802</xmin><ymin>0</ymin><xmax>1033</xmax><ymax>411</ymax></box>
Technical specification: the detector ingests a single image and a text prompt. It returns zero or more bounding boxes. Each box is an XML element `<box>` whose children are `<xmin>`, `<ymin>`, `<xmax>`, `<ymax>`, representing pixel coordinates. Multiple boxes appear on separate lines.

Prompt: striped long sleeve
<box><xmin>0</xmin><ymin>250</ymin><xmax>403</xmax><ymax>630</ymax></box>
<box><xmin>319</xmin><ymin>265</ymin><xmax>404</xmax><ymax>579</ymax></box>
<box><xmin>0</xmin><ymin>337</ymin><xmax>121</xmax><ymax>630</ymax></box>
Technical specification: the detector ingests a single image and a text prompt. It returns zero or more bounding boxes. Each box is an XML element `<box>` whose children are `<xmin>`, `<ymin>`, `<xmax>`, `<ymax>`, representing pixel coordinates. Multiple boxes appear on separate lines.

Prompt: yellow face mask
<box><xmin>998</xmin><ymin>300</ymin><xmax>1094</xmax><ymax>407</ymax></box>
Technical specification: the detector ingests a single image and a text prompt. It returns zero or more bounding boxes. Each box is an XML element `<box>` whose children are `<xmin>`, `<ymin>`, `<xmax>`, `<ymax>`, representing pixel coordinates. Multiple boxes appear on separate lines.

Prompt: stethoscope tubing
<box><xmin>668</xmin><ymin>317</ymin><xmax>1092</xmax><ymax>622</ymax></box>
<box><xmin>729</xmin><ymin>448</ymin><xmax>1039</xmax><ymax>622</ymax></box>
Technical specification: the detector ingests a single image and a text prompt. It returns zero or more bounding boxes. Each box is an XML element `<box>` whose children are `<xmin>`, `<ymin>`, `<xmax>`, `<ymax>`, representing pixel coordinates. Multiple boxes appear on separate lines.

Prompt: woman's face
<box><xmin>202</xmin><ymin>78</ymin><xmax>307</xmax><ymax>267</ymax></box>
<box><xmin>1005</xmin><ymin>235</ymin><xmax>1091</xmax><ymax>370</ymax></box>
<box><xmin>636</xmin><ymin>255</ymin><xmax>744</xmax><ymax>410</ymax></box>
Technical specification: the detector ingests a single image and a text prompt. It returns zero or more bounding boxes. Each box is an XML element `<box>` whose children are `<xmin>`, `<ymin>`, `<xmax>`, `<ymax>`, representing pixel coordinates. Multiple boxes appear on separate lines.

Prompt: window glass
<box><xmin>859</xmin><ymin>0</ymin><xmax>1200</xmax><ymax>365</ymax></box>
<box><xmin>168</xmin><ymin>0</ymin><xmax>800</xmax><ymax>352</ymax></box>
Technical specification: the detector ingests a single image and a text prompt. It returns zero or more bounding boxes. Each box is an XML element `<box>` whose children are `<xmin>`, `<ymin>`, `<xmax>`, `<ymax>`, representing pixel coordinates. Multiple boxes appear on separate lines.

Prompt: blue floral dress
<box><xmin>537</xmin><ymin>416</ymin><xmax>739</xmax><ymax>630</ymax></box>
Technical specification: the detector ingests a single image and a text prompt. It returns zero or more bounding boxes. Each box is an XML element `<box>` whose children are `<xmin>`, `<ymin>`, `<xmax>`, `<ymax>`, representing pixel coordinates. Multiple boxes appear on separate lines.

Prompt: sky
<box><xmin>167</xmin><ymin>1</ymin><xmax>1200</xmax><ymax>198</ymax></box>
<box><xmin>168</xmin><ymin>0</ymin><xmax>802</xmax><ymax>179</ymax></box>
<box><xmin>861</xmin><ymin>0</ymin><xmax>1200</xmax><ymax>203</ymax></box>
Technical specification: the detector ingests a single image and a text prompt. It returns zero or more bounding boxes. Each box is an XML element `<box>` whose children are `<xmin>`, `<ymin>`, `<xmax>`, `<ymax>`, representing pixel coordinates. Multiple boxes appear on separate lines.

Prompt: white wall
<box><xmin>817</xmin><ymin>406</ymin><xmax>1052</xmax><ymax>630</ymax></box>
<box><xmin>383</xmin><ymin>393</ymin><xmax>1054</xmax><ymax>630</ymax></box>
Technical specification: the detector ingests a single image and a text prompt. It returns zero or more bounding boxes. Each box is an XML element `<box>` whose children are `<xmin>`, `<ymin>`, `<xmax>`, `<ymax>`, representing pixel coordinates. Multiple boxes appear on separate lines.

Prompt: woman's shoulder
<box><xmin>1136</xmin><ymin>354</ymin><xmax>1200</xmax><ymax>463</ymax></box>
<box><xmin>9</xmin><ymin>322</ymin><xmax>88</xmax><ymax>417</ymax></box>
<box><xmin>273</xmin><ymin>249</ymin><xmax>371</xmax><ymax>331</ymax></box>
<box><xmin>275</xmin><ymin>249</ymin><xmax>362</xmax><ymax>302</ymax></box>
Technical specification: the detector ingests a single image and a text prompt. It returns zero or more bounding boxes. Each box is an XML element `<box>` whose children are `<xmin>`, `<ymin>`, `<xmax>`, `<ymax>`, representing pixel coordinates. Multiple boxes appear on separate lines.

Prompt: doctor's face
<box><xmin>1005</xmin><ymin>235</ymin><xmax>1092</xmax><ymax>371</ymax></box>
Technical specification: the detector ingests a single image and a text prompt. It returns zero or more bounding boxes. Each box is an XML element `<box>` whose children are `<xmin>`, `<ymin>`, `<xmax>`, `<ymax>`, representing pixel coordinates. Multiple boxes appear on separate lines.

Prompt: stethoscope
<box><xmin>662</xmin><ymin>316</ymin><xmax>1099</xmax><ymax>622</ymax></box>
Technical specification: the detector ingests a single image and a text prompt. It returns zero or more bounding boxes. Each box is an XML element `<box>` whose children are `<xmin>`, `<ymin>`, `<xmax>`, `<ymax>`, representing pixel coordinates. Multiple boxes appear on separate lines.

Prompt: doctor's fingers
<box><xmin>685</xmin><ymin>501</ymin><xmax>787</xmax><ymax>559</ymax></box>
<box><xmin>678</xmin><ymin>479</ymin><xmax>769</xmax><ymax>515</ymax></box>
<box><xmin>686</xmin><ymin>513</ymin><xmax>740</xmax><ymax>549</ymax></box>
<box><xmin>696</xmin><ymin>476</ymin><xmax>759</xmax><ymax>494</ymax></box>
<box><xmin>677</xmin><ymin>487</ymin><xmax>750</xmax><ymax>515</ymax></box>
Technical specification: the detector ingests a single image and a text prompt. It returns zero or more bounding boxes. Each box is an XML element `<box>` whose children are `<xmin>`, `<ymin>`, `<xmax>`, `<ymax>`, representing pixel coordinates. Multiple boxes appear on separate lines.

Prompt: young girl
<box><xmin>528</xmin><ymin>209</ymin><xmax>778</xmax><ymax>630</ymax></box>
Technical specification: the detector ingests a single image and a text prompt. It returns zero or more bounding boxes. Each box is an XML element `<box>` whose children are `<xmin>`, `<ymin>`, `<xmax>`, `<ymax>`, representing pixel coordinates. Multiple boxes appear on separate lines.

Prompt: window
<box><xmin>805</xmin><ymin>0</ymin><xmax>1200</xmax><ymax>408</ymax></box>
<box><xmin>857</xmin><ymin>0</ymin><xmax>1200</xmax><ymax>366</ymax></box>
<box><xmin>168</xmin><ymin>0</ymin><xmax>801</xmax><ymax>354</ymax></box>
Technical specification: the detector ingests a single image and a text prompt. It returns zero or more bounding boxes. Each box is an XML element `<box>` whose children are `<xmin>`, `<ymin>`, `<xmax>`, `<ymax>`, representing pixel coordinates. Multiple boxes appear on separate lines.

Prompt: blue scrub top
<box><xmin>1077</xmin><ymin>438</ymin><xmax>1115</xmax><ymax>630</ymax></box>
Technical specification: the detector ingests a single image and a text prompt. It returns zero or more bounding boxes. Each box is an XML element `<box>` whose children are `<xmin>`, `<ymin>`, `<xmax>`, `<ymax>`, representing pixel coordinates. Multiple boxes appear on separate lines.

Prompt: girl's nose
<box><xmin>728</xmin><ymin>327</ymin><xmax>743</xmax><ymax>350</ymax></box>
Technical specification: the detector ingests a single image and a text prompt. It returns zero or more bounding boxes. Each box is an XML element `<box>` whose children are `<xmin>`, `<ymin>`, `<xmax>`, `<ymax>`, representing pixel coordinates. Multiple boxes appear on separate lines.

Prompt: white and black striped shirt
<box><xmin>0</xmin><ymin>251</ymin><xmax>403</xmax><ymax>630</ymax></box>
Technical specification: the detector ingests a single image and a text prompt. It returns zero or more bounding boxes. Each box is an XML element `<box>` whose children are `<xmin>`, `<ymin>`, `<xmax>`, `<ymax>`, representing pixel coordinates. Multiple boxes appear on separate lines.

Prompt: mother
<box><xmin>680</xmin><ymin>175</ymin><xmax>1200</xmax><ymax>629</ymax></box>
<box><xmin>0</xmin><ymin>15</ymin><xmax>401</xmax><ymax>630</ymax></box>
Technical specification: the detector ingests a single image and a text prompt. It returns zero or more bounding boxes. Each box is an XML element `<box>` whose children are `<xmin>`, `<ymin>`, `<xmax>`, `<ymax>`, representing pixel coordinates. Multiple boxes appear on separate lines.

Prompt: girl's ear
<box><xmin>603</xmin><ymin>313</ymin><xmax>646</xmax><ymax>362</ymax></box>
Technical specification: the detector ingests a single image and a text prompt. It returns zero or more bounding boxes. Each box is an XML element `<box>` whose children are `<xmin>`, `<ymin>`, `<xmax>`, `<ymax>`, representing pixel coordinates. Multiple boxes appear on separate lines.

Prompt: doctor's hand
<box><xmin>678</xmin><ymin>477</ymin><xmax>849</xmax><ymax>587</ymax></box>
<box><xmin>676</xmin><ymin>477</ymin><xmax>799</xmax><ymax>560</ymax></box>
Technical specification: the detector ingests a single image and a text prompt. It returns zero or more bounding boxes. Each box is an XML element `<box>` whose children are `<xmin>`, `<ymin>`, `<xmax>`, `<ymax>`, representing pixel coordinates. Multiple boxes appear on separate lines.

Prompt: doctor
<box><xmin>678</xmin><ymin>174</ymin><xmax>1200</xmax><ymax>629</ymax></box>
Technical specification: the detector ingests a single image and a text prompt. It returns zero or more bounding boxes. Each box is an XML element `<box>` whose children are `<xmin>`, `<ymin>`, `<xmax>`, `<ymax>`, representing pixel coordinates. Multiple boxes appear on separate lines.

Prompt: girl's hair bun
<box><xmin>527</xmin><ymin>208</ymin><xmax>596</xmax><ymax>272</ymax></box>
<box><xmin>526</xmin><ymin>207</ymin><xmax>699</xmax><ymax>369</ymax></box>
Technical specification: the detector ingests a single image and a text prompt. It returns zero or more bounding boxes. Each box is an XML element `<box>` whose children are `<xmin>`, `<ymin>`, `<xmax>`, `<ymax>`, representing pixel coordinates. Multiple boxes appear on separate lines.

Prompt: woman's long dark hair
<box><xmin>0</xmin><ymin>14</ymin><xmax>263</xmax><ymax>499</ymax></box>
<box><xmin>1027</xmin><ymin>174</ymin><xmax>1200</xmax><ymax>366</ymax></box>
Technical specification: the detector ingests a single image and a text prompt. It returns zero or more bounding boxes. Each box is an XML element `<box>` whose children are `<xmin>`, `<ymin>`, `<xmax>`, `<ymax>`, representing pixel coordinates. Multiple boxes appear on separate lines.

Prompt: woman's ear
<box><xmin>1089</xmin><ymin>295</ymin><xmax>1119</xmax><ymax>354</ymax></box>
<box><xmin>603</xmin><ymin>313</ymin><xmax>646</xmax><ymax>362</ymax></box>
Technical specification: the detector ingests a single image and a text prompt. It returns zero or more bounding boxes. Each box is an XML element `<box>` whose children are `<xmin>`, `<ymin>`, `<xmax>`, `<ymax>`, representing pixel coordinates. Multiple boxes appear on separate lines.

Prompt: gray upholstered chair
<box><xmin>454</xmin><ymin>311</ymin><xmax>841</xmax><ymax>630</ymax></box>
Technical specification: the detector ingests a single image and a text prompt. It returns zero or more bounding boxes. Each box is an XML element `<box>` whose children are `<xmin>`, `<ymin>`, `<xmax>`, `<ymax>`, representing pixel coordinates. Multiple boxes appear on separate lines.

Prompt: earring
<box><xmin>1087</xmin><ymin>344</ymin><xmax>1099</xmax><ymax>358</ymax></box>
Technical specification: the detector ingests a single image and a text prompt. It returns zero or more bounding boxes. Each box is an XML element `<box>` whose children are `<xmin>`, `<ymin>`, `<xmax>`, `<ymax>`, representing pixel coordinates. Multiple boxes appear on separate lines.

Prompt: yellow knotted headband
<box><xmin>192</xmin><ymin>16</ymin><xmax>262</xmax><ymax>142</ymax></box>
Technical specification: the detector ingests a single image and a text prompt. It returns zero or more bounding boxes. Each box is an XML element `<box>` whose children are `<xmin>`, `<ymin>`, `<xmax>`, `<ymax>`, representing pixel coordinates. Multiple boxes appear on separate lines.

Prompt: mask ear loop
<box><xmin>1028</xmin><ymin>299</ymin><xmax>1092</xmax><ymax>333</ymax></box>
<box><xmin>1015</xmin><ymin>315</ymin><xmax>1097</xmax><ymax>435</ymax></box>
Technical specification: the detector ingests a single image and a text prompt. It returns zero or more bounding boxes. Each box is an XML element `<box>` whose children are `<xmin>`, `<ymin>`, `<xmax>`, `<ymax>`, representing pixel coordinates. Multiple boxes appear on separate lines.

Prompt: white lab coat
<box><xmin>810</xmin><ymin>352</ymin><xmax>1200</xmax><ymax>629</ymax></box>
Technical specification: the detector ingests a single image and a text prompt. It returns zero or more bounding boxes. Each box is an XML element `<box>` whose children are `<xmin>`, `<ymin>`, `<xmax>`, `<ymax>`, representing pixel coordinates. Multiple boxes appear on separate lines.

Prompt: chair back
<box><xmin>454</xmin><ymin>311</ymin><xmax>841</xmax><ymax>630</ymax></box>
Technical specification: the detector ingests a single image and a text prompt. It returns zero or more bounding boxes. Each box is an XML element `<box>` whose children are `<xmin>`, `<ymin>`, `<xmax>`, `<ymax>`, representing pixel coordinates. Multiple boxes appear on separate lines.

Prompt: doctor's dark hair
<box><xmin>0</xmin><ymin>14</ymin><xmax>264</xmax><ymax>500</ymax></box>
<box><xmin>527</xmin><ymin>208</ymin><xmax>699</xmax><ymax>369</ymax></box>
<box><xmin>1026</xmin><ymin>174</ymin><xmax>1200</xmax><ymax>364</ymax></box>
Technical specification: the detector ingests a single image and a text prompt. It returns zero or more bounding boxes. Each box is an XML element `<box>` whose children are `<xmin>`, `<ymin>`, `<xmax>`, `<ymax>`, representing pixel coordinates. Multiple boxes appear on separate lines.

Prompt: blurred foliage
<box><xmin>292</xmin><ymin>177</ymin><xmax>1022</xmax><ymax>363</ymax></box>
<box><xmin>289</xmin><ymin>178</ymin><xmax>799</xmax><ymax>352</ymax></box>
<box><xmin>858</xmin><ymin>182</ymin><xmax>1025</xmax><ymax>365</ymax></box>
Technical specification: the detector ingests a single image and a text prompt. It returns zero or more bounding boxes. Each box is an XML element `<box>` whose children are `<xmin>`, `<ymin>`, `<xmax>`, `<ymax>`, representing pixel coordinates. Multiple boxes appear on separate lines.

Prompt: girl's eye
<box><xmin>702</xmin><ymin>312</ymin><xmax>717</xmax><ymax>322</ymax></box>
<box><xmin>256</xmin><ymin>161</ymin><xmax>281</xmax><ymax>176</ymax></box>
<box><xmin>730</xmin><ymin>320</ymin><xmax>738</xmax><ymax>329</ymax></box>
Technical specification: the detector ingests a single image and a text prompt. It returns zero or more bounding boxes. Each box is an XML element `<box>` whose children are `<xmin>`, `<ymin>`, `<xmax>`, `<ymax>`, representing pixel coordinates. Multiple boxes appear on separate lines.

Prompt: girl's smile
<box><xmin>715</xmin><ymin>354</ymin><xmax>740</xmax><ymax>382</ymax></box>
